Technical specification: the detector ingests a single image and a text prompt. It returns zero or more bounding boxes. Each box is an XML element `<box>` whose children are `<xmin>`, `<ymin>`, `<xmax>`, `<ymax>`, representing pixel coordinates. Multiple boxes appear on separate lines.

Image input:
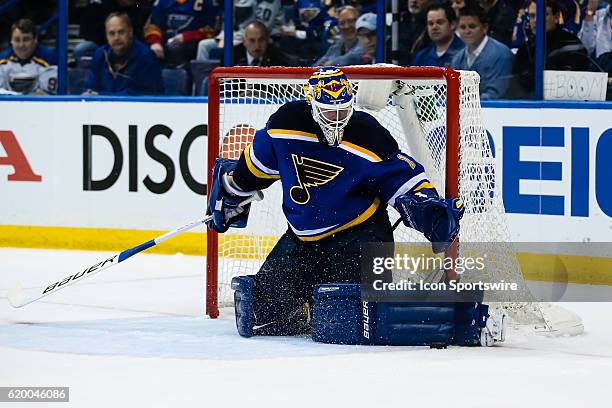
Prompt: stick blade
<box><xmin>8</xmin><ymin>283</ymin><xmax>27</xmax><ymax>308</ymax></box>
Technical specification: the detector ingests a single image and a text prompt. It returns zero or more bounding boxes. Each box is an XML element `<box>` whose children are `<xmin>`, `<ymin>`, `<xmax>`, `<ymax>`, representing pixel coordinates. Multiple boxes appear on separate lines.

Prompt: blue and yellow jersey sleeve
<box><xmin>233</xmin><ymin>128</ymin><xmax>280</xmax><ymax>192</ymax></box>
<box><xmin>363</xmin><ymin>151</ymin><xmax>436</xmax><ymax>207</ymax></box>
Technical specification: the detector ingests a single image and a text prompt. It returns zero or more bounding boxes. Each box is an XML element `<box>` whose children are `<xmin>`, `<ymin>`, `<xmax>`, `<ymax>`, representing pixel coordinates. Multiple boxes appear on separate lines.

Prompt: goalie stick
<box><xmin>8</xmin><ymin>191</ymin><xmax>264</xmax><ymax>308</ymax></box>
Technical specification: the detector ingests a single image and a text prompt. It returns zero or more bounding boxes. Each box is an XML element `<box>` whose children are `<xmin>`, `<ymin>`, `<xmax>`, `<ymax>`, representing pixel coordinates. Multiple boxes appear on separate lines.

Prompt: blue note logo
<box><xmin>289</xmin><ymin>154</ymin><xmax>343</xmax><ymax>205</ymax></box>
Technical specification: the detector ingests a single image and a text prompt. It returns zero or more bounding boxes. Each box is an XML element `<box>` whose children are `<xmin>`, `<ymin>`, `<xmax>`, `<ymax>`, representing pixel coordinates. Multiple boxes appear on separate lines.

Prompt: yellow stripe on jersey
<box><xmin>267</xmin><ymin>129</ymin><xmax>319</xmax><ymax>139</ymax></box>
<box><xmin>298</xmin><ymin>198</ymin><xmax>381</xmax><ymax>241</ymax></box>
<box><xmin>244</xmin><ymin>144</ymin><xmax>280</xmax><ymax>180</ymax></box>
<box><xmin>31</xmin><ymin>56</ymin><xmax>50</xmax><ymax>67</ymax></box>
<box><xmin>340</xmin><ymin>140</ymin><xmax>382</xmax><ymax>162</ymax></box>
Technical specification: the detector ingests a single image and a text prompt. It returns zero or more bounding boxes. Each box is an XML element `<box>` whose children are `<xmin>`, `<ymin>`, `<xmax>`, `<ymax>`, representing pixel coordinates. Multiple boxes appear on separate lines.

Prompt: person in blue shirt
<box><xmin>206</xmin><ymin>67</ymin><xmax>465</xmax><ymax>337</ymax></box>
<box><xmin>450</xmin><ymin>5</ymin><xmax>514</xmax><ymax>100</ymax></box>
<box><xmin>413</xmin><ymin>2</ymin><xmax>465</xmax><ymax>67</ymax></box>
<box><xmin>85</xmin><ymin>12</ymin><xmax>164</xmax><ymax>96</ymax></box>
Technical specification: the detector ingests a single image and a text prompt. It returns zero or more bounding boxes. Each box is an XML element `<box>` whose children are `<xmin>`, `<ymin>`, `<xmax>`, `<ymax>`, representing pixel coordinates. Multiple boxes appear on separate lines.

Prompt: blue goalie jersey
<box><xmin>232</xmin><ymin>100</ymin><xmax>433</xmax><ymax>241</ymax></box>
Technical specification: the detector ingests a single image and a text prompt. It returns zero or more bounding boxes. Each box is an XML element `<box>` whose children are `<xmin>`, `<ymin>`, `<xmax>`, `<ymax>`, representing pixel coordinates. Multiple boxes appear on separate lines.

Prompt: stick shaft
<box><xmin>8</xmin><ymin>214</ymin><xmax>213</xmax><ymax>308</ymax></box>
<box><xmin>9</xmin><ymin>192</ymin><xmax>263</xmax><ymax>308</ymax></box>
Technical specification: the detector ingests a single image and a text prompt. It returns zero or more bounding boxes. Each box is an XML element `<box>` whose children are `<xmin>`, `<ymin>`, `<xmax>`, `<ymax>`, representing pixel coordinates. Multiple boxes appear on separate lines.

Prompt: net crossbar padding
<box><xmin>205</xmin><ymin>66</ymin><xmax>581</xmax><ymax>335</ymax></box>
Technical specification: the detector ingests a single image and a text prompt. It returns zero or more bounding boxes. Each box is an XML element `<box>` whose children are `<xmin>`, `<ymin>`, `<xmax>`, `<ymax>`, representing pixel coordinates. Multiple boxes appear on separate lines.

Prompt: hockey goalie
<box><xmin>206</xmin><ymin>67</ymin><xmax>505</xmax><ymax>347</ymax></box>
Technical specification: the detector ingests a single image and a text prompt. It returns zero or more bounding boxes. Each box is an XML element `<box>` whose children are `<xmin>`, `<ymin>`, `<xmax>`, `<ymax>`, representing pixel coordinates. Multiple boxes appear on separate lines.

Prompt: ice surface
<box><xmin>1</xmin><ymin>248</ymin><xmax>611</xmax><ymax>408</ymax></box>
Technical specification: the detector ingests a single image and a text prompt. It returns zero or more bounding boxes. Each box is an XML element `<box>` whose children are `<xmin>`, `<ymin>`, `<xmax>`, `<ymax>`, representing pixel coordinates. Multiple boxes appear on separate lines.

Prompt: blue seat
<box><xmin>162</xmin><ymin>68</ymin><xmax>188</xmax><ymax>96</ymax></box>
<box><xmin>190</xmin><ymin>59</ymin><xmax>220</xmax><ymax>96</ymax></box>
<box><xmin>68</xmin><ymin>68</ymin><xmax>89</xmax><ymax>95</ymax></box>
<box><xmin>77</xmin><ymin>56</ymin><xmax>93</xmax><ymax>69</ymax></box>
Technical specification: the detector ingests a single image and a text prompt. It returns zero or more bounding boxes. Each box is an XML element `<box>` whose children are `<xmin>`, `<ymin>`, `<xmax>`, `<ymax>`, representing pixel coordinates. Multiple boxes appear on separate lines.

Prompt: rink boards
<box><xmin>0</xmin><ymin>97</ymin><xmax>611</xmax><ymax>284</ymax></box>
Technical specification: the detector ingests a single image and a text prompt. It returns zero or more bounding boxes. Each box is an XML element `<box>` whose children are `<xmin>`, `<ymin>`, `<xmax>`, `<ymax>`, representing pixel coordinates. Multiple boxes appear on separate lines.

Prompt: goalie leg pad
<box><xmin>232</xmin><ymin>276</ymin><xmax>256</xmax><ymax>338</ymax></box>
<box><xmin>232</xmin><ymin>275</ymin><xmax>311</xmax><ymax>337</ymax></box>
<box><xmin>312</xmin><ymin>284</ymin><xmax>369</xmax><ymax>344</ymax></box>
<box><xmin>312</xmin><ymin>284</ymin><xmax>492</xmax><ymax>346</ymax></box>
<box><xmin>454</xmin><ymin>302</ymin><xmax>489</xmax><ymax>346</ymax></box>
<box><xmin>313</xmin><ymin>284</ymin><xmax>456</xmax><ymax>345</ymax></box>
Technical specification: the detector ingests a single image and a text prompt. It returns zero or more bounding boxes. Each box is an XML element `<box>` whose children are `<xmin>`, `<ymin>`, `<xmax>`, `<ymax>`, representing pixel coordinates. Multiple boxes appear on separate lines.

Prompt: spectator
<box><xmin>277</xmin><ymin>0</ymin><xmax>334</xmax><ymax>63</ymax></box>
<box><xmin>451</xmin><ymin>5</ymin><xmax>514</xmax><ymax>100</ymax></box>
<box><xmin>556</xmin><ymin>0</ymin><xmax>583</xmax><ymax>35</ymax></box>
<box><xmin>579</xmin><ymin>0</ymin><xmax>612</xmax><ymax>59</ymax></box>
<box><xmin>234</xmin><ymin>21</ymin><xmax>296</xmax><ymax>66</ymax></box>
<box><xmin>511</xmin><ymin>5</ymin><xmax>529</xmax><ymax>48</ymax></box>
<box><xmin>196</xmin><ymin>0</ymin><xmax>284</xmax><ymax>61</ymax></box>
<box><xmin>314</xmin><ymin>6</ymin><xmax>363</xmax><ymax>66</ymax></box>
<box><xmin>0</xmin><ymin>18</ymin><xmax>57</xmax><ymax>94</ymax></box>
<box><xmin>413</xmin><ymin>2</ymin><xmax>465</xmax><ymax>67</ymax></box>
<box><xmin>511</xmin><ymin>0</ymin><xmax>590</xmax><ymax>98</ymax></box>
<box><xmin>144</xmin><ymin>0</ymin><xmax>221</xmax><ymax>67</ymax></box>
<box><xmin>396</xmin><ymin>0</ymin><xmax>432</xmax><ymax>65</ymax></box>
<box><xmin>451</xmin><ymin>0</ymin><xmax>467</xmax><ymax>17</ymax></box>
<box><xmin>196</xmin><ymin>0</ymin><xmax>256</xmax><ymax>61</ymax></box>
<box><xmin>254</xmin><ymin>0</ymin><xmax>285</xmax><ymax>38</ymax></box>
<box><xmin>73</xmin><ymin>0</ymin><xmax>152</xmax><ymax>61</ymax></box>
<box><xmin>477</xmin><ymin>0</ymin><xmax>518</xmax><ymax>47</ymax></box>
<box><xmin>85</xmin><ymin>12</ymin><xmax>163</xmax><ymax>95</ymax></box>
<box><xmin>356</xmin><ymin>12</ymin><xmax>377</xmax><ymax>64</ymax></box>
<box><xmin>354</xmin><ymin>0</ymin><xmax>377</xmax><ymax>14</ymax></box>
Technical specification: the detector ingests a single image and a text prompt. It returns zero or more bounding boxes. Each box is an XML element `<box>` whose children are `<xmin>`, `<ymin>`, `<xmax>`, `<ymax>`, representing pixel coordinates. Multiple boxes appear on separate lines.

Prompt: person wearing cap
<box><xmin>396</xmin><ymin>0</ymin><xmax>433</xmax><ymax>65</ymax></box>
<box><xmin>314</xmin><ymin>6</ymin><xmax>363</xmax><ymax>66</ymax></box>
<box><xmin>356</xmin><ymin>12</ymin><xmax>377</xmax><ymax>64</ymax></box>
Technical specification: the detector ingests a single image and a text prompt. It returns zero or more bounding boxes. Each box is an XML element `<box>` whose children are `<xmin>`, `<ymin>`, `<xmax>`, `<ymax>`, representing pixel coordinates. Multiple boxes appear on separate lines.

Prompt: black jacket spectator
<box><xmin>233</xmin><ymin>43</ymin><xmax>295</xmax><ymax>66</ymax></box>
<box><xmin>396</xmin><ymin>0</ymin><xmax>432</xmax><ymax>65</ymax></box>
<box><xmin>234</xmin><ymin>43</ymin><xmax>300</xmax><ymax>66</ymax></box>
<box><xmin>481</xmin><ymin>0</ymin><xmax>518</xmax><ymax>47</ymax></box>
<box><xmin>511</xmin><ymin>26</ymin><xmax>590</xmax><ymax>98</ymax></box>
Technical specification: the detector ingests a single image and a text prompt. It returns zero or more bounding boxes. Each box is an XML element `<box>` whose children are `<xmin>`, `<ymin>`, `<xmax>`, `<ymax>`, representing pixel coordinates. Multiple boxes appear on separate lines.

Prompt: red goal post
<box><xmin>206</xmin><ymin>66</ymin><xmax>462</xmax><ymax>318</ymax></box>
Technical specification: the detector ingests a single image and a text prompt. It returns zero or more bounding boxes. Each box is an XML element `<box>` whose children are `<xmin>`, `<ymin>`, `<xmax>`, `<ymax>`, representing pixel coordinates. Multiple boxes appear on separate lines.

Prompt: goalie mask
<box><xmin>304</xmin><ymin>67</ymin><xmax>354</xmax><ymax>146</ymax></box>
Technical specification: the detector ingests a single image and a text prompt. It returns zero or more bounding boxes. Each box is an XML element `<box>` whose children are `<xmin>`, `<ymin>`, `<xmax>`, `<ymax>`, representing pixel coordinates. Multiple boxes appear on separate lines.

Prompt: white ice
<box><xmin>1</xmin><ymin>248</ymin><xmax>611</xmax><ymax>408</ymax></box>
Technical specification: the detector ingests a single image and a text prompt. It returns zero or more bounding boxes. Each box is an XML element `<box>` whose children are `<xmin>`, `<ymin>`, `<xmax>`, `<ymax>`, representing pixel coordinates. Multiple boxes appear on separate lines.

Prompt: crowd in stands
<box><xmin>0</xmin><ymin>0</ymin><xmax>610</xmax><ymax>99</ymax></box>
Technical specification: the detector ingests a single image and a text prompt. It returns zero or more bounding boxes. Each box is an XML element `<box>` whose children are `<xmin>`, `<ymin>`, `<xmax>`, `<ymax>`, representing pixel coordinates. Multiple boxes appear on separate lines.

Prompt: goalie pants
<box><xmin>251</xmin><ymin>208</ymin><xmax>394</xmax><ymax>334</ymax></box>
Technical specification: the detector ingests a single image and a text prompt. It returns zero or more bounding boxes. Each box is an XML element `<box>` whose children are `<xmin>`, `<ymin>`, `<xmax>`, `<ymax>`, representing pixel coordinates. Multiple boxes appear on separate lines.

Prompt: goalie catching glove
<box><xmin>395</xmin><ymin>188</ymin><xmax>465</xmax><ymax>253</ymax></box>
<box><xmin>206</xmin><ymin>158</ymin><xmax>257</xmax><ymax>233</ymax></box>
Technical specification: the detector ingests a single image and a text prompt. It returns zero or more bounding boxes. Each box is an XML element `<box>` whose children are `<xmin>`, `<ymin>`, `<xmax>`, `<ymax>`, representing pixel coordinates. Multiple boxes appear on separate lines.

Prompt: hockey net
<box><xmin>206</xmin><ymin>66</ymin><xmax>582</xmax><ymax>335</ymax></box>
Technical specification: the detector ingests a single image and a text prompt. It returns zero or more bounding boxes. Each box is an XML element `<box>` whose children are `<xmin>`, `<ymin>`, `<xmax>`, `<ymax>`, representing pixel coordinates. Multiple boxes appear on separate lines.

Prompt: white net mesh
<box><xmin>209</xmin><ymin>67</ymin><xmax>577</xmax><ymax>332</ymax></box>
